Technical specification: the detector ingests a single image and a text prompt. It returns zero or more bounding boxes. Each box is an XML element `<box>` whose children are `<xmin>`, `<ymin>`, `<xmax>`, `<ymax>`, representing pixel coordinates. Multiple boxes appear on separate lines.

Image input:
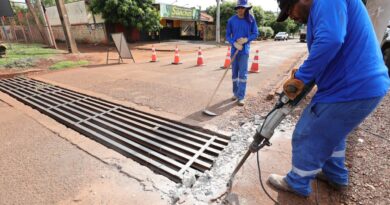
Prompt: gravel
<box><xmin>339</xmin><ymin>94</ymin><xmax>390</xmax><ymax>205</ymax></box>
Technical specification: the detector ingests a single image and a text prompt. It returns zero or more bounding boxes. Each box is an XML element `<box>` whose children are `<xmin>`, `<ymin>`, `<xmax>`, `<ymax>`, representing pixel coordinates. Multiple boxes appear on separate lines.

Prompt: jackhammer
<box><xmin>226</xmin><ymin>81</ymin><xmax>315</xmax><ymax>201</ymax></box>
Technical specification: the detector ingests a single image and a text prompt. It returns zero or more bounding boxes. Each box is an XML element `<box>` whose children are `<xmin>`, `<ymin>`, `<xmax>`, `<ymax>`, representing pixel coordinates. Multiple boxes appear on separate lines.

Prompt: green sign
<box><xmin>160</xmin><ymin>4</ymin><xmax>200</xmax><ymax>20</ymax></box>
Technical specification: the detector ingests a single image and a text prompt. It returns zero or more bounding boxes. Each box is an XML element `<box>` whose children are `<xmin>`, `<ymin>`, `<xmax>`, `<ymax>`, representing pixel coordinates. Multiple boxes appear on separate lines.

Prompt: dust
<box><xmin>166</xmin><ymin>116</ymin><xmax>296</xmax><ymax>205</ymax></box>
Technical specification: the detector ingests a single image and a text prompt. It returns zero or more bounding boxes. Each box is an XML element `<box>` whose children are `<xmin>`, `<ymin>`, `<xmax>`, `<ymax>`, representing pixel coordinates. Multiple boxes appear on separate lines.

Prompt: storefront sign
<box><xmin>160</xmin><ymin>4</ymin><xmax>200</xmax><ymax>21</ymax></box>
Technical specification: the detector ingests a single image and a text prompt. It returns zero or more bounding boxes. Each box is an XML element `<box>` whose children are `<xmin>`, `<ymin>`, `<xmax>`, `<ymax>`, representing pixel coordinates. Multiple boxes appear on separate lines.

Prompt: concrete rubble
<box><xmin>158</xmin><ymin>116</ymin><xmax>296</xmax><ymax>205</ymax></box>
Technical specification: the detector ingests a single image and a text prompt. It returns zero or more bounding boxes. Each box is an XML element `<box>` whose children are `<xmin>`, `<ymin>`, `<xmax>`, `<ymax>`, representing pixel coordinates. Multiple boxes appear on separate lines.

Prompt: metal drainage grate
<box><xmin>0</xmin><ymin>77</ymin><xmax>230</xmax><ymax>182</ymax></box>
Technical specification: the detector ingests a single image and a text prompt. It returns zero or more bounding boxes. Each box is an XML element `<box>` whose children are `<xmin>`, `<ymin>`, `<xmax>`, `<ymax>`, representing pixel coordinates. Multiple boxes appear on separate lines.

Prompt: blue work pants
<box><xmin>232</xmin><ymin>54</ymin><xmax>249</xmax><ymax>100</ymax></box>
<box><xmin>285</xmin><ymin>96</ymin><xmax>384</xmax><ymax>196</ymax></box>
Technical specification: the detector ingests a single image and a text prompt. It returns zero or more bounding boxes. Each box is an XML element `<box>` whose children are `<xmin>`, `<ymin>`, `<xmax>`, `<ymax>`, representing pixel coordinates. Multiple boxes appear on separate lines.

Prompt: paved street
<box><xmin>0</xmin><ymin>40</ymin><xmax>354</xmax><ymax>205</ymax></box>
<box><xmin>38</xmin><ymin>40</ymin><xmax>307</xmax><ymax>130</ymax></box>
<box><xmin>0</xmin><ymin>40</ymin><xmax>310</xmax><ymax>204</ymax></box>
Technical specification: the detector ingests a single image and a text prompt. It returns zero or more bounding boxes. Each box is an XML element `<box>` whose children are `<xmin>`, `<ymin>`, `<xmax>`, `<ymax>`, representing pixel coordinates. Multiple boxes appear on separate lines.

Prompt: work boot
<box><xmin>316</xmin><ymin>171</ymin><xmax>348</xmax><ymax>191</ymax></box>
<box><xmin>231</xmin><ymin>96</ymin><xmax>237</xmax><ymax>101</ymax></box>
<box><xmin>268</xmin><ymin>174</ymin><xmax>307</xmax><ymax>197</ymax></box>
<box><xmin>237</xmin><ymin>99</ymin><xmax>245</xmax><ymax>106</ymax></box>
<box><xmin>267</xmin><ymin>174</ymin><xmax>295</xmax><ymax>193</ymax></box>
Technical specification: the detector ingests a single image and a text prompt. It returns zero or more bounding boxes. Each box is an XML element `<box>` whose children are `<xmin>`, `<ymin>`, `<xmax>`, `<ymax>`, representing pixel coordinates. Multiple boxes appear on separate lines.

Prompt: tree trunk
<box><xmin>25</xmin><ymin>0</ymin><xmax>49</xmax><ymax>45</ymax></box>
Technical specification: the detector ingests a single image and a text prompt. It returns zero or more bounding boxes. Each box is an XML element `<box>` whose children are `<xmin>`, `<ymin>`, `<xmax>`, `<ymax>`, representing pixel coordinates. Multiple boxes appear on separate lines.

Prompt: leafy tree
<box><xmin>286</xmin><ymin>19</ymin><xmax>301</xmax><ymax>37</ymax></box>
<box><xmin>252</xmin><ymin>6</ymin><xmax>265</xmax><ymax>28</ymax></box>
<box><xmin>263</xmin><ymin>11</ymin><xmax>276</xmax><ymax>27</ymax></box>
<box><xmin>206</xmin><ymin>1</ymin><xmax>235</xmax><ymax>37</ymax></box>
<box><xmin>270</xmin><ymin>18</ymin><xmax>301</xmax><ymax>37</ymax></box>
<box><xmin>206</xmin><ymin>3</ymin><xmax>300</xmax><ymax>39</ymax></box>
<box><xmin>88</xmin><ymin>0</ymin><xmax>161</xmax><ymax>32</ymax></box>
<box><xmin>10</xmin><ymin>3</ymin><xmax>28</xmax><ymax>25</ymax></box>
<box><xmin>206</xmin><ymin>2</ymin><xmax>265</xmax><ymax>40</ymax></box>
<box><xmin>270</xmin><ymin>21</ymin><xmax>286</xmax><ymax>35</ymax></box>
<box><xmin>259</xmin><ymin>26</ymin><xmax>274</xmax><ymax>39</ymax></box>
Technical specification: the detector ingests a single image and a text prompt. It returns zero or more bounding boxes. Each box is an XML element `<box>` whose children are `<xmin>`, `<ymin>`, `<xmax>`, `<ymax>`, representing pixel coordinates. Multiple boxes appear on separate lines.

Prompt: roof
<box><xmin>200</xmin><ymin>12</ymin><xmax>214</xmax><ymax>23</ymax></box>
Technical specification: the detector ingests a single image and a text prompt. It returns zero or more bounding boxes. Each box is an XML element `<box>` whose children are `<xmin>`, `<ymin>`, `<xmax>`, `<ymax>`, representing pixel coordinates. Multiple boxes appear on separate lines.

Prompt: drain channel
<box><xmin>0</xmin><ymin>77</ymin><xmax>230</xmax><ymax>182</ymax></box>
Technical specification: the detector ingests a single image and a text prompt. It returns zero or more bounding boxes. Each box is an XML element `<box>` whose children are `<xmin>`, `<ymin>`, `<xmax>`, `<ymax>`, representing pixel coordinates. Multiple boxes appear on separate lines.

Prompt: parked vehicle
<box><xmin>365</xmin><ymin>0</ymin><xmax>390</xmax><ymax>75</ymax></box>
<box><xmin>274</xmin><ymin>32</ymin><xmax>288</xmax><ymax>41</ymax></box>
<box><xmin>299</xmin><ymin>25</ymin><xmax>307</xmax><ymax>43</ymax></box>
<box><xmin>381</xmin><ymin>25</ymin><xmax>390</xmax><ymax>75</ymax></box>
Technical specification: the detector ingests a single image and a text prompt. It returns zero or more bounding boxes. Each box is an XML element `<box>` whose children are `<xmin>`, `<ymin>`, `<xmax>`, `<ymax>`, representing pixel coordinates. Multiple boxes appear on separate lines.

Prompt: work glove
<box><xmin>283</xmin><ymin>69</ymin><xmax>305</xmax><ymax>100</ymax></box>
<box><xmin>233</xmin><ymin>42</ymin><xmax>243</xmax><ymax>51</ymax></box>
<box><xmin>237</xmin><ymin>37</ymin><xmax>248</xmax><ymax>45</ymax></box>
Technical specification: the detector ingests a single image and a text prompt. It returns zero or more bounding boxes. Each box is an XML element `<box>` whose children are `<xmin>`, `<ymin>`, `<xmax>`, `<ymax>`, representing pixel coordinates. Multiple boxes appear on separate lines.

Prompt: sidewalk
<box><xmin>0</xmin><ymin>94</ymin><xmax>172</xmax><ymax>205</ymax></box>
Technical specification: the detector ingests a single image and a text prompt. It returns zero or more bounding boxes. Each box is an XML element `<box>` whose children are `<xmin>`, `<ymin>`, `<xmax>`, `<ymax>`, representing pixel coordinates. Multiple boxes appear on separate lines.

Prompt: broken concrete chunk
<box><xmin>182</xmin><ymin>171</ymin><xmax>196</xmax><ymax>188</ymax></box>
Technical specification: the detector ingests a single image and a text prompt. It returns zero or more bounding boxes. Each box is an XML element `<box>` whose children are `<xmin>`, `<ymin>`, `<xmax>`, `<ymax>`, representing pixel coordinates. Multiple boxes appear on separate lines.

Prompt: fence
<box><xmin>0</xmin><ymin>15</ymin><xmax>45</xmax><ymax>44</ymax></box>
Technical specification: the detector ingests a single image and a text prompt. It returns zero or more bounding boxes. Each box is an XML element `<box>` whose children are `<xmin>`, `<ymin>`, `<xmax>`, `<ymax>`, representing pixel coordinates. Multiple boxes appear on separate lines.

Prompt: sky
<box><xmin>155</xmin><ymin>0</ymin><xmax>279</xmax><ymax>12</ymax></box>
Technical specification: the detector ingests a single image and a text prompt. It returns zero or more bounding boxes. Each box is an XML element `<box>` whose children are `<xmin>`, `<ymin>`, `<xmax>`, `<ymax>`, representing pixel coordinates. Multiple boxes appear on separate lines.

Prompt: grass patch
<box><xmin>49</xmin><ymin>60</ymin><xmax>89</xmax><ymax>70</ymax></box>
<box><xmin>0</xmin><ymin>43</ymin><xmax>59</xmax><ymax>68</ymax></box>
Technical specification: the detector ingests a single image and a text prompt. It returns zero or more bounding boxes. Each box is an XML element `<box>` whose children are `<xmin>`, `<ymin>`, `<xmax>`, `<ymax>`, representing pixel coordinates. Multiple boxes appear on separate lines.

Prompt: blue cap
<box><xmin>235</xmin><ymin>0</ymin><xmax>252</xmax><ymax>10</ymax></box>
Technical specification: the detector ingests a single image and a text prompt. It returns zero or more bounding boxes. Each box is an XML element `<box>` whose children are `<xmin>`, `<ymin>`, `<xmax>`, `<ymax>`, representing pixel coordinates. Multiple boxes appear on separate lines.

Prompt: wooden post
<box><xmin>36</xmin><ymin>0</ymin><xmax>55</xmax><ymax>48</ymax></box>
<box><xmin>55</xmin><ymin>0</ymin><xmax>78</xmax><ymax>53</ymax></box>
<box><xmin>26</xmin><ymin>0</ymin><xmax>50</xmax><ymax>45</ymax></box>
<box><xmin>16</xmin><ymin>12</ymin><xmax>28</xmax><ymax>43</ymax></box>
<box><xmin>24</xmin><ymin>13</ymin><xmax>33</xmax><ymax>42</ymax></box>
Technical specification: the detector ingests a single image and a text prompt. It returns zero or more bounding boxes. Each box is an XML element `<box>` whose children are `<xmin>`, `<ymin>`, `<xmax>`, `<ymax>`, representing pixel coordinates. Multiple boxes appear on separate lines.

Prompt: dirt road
<box><xmin>1</xmin><ymin>39</ymin><xmax>387</xmax><ymax>204</ymax></box>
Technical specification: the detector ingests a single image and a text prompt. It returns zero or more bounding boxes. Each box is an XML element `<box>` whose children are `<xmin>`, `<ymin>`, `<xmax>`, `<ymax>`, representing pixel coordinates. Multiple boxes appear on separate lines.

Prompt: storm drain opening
<box><xmin>0</xmin><ymin>77</ymin><xmax>230</xmax><ymax>183</ymax></box>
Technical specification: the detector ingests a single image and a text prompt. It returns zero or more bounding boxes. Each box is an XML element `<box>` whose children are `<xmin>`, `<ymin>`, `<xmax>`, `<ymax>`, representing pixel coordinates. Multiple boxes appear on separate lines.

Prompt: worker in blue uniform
<box><xmin>226</xmin><ymin>0</ymin><xmax>258</xmax><ymax>106</ymax></box>
<box><xmin>268</xmin><ymin>0</ymin><xmax>390</xmax><ymax>197</ymax></box>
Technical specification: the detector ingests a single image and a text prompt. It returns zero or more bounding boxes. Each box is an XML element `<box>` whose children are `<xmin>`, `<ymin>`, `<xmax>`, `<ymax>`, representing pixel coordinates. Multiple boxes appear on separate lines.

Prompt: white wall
<box><xmin>46</xmin><ymin>1</ymin><xmax>104</xmax><ymax>26</ymax></box>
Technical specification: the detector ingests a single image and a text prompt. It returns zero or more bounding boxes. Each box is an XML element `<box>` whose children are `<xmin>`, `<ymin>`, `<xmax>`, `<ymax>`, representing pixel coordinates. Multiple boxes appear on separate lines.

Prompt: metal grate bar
<box><xmin>0</xmin><ymin>77</ymin><xmax>230</xmax><ymax>182</ymax></box>
<box><xmin>0</xmin><ymin>82</ymin><xmax>185</xmax><ymax>178</ymax></box>
<box><xmin>178</xmin><ymin>135</ymin><xmax>216</xmax><ymax>176</ymax></box>
<box><xmin>33</xmin><ymin>84</ymin><xmax>225</xmax><ymax>155</ymax></box>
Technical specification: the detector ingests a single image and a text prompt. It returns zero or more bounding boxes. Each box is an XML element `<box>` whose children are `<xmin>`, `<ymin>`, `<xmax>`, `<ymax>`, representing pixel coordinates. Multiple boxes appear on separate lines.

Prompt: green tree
<box><xmin>252</xmin><ymin>6</ymin><xmax>265</xmax><ymax>28</ymax></box>
<box><xmin>286</xmin><ymin>19</ymin><xmax>301</xmax><ymax>37</ymax></box>
<box><xmin>206</xmin><ymin>3</ymin><xmax>265</xmax><ymax>40</ymax></box>
<box><xmin>270</xmin><ymin>19</ymin><xmax>301</xmax><ymax>37</ymax></box>
<box><xmin>270</xmin><ymin>21</ymin><xmax>287</xmax><ymax>35</ymax></box>
<box><xmin>206</xmin><ymin>1</ymin><xmax>236</xmax><ymax>40</ymax></box>
<box><xmin>88</xmin><ymin>0</ymin><xmax>161</xmax><ymax>32</ymax></box>
<box><xmin>259</xmin><ymin>26</ymin><xmax>274</xmax><ymax>39</ymax></box>
<box><xmin>263</xmin><ymin>11</ymin><xmax>276</xmax><ymax>27</ymax></box>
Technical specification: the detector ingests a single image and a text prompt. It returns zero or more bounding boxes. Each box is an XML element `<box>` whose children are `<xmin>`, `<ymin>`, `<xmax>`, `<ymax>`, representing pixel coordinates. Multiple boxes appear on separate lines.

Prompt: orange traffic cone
<box><xmin>250</xmin><ymin>50</ymin><xmax>260</xmax><ymax>73</ymax></box>
<box><xmin>221</xmin><ymin>46</ymin><xmax>231</xmax><ymax>69</ymax></box>
<box><xmin>172</xmin><ymin>45</ymin><xmax>182</xmax><ymax>65</ymax></box>
<box><xmin>150</xmin><ymin>45</ymin><xmax>158</xmax><ymax>62</ymax></box>
<box><xmin>197</xmin><ymin>47</ymin><xmax>205</xmax><ymax>66</ymax></box>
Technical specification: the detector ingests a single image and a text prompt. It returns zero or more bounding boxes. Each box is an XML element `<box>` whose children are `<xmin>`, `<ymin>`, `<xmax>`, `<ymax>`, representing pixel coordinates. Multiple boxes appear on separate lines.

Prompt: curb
<box><xmin>0</xmin><ymin>69</ymin><xmax>44</xmax><ymax>79</ymax></box>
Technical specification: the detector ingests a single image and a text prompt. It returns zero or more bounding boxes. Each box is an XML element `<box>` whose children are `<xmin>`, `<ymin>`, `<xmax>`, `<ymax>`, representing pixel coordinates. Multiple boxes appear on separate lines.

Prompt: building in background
<box><xmin>2</xmin><ymin>1</ymin><xmax>215</xmax><ymax>44</ymax></box>
<box><xmin>46</xmin><ymin>1</ymin><xmax>107</xmax><ymax>44</ymax></box>
<box><xmin>106</xmin><ymin>3</ymin><xmax>213</xmax><ymax>42</ymax></box>
<box><xmin>157</xmin><ymin>3</ymin><xmax>201</xmax><ymax>41</ymax></box>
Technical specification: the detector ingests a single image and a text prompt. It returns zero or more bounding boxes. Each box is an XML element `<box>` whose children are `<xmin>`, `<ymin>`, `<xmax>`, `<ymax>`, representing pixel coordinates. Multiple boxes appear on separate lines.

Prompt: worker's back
<box><xmin>308</xmin><ymin>0</ymin><xmax>389</xmax><ymax>103</ymax></box>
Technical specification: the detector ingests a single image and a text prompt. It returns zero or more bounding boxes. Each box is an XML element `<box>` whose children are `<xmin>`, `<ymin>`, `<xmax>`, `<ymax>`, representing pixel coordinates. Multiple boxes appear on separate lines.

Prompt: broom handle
<box><xmin>205</xmin><ymin>49</ymin><xmax>240</xmax><ymax>109</ymax></box>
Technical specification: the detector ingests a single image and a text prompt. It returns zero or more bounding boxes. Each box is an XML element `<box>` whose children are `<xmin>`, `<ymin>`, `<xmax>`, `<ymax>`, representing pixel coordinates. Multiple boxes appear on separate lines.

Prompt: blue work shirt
<box><xmin>296</xmin><ymin>0</ymin><xmax>390</xmax><ymax>103</ymax></box>
<box><xmin>226</xmin><ymin>15</ymin><xmax>259</xmax><ymax>55</ymax></box>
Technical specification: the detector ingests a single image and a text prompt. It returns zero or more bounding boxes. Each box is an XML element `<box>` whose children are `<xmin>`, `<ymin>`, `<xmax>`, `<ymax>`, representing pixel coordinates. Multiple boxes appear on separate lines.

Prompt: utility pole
<box><xmin>1</xmin><ymin>17</ymin><xmax>12</xmax><ymax>49</ymax></box>
<box><xmin>36</xmin><ymin>0</ymin><xmax>56</xmax><ymax>48</ymax></box>
<box><xmin>26</xmin><ymin>0</ymin><xmax>49</xmax><ymax>45</ymax></box>
<box><xmin>216</xmin><ymin>0</ymin><xmax>221</xmax><ymax>43</ymax></box>
<box><xmin>55</xmin><ymin>0</ymin><xmax>78</xmax><ymax>53</ymax></box>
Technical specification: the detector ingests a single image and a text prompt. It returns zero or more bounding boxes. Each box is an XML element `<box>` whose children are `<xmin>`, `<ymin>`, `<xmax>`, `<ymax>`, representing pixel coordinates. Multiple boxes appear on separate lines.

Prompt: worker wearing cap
<box><xmin>226</xmin><ymin>0</ymin><xmax>259</xmax><ymax>106</ymax></box>
<box><xmin>268</xmin><ymin>0</ymin><xmax>390</xmax><ymax>197</ymax></box>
